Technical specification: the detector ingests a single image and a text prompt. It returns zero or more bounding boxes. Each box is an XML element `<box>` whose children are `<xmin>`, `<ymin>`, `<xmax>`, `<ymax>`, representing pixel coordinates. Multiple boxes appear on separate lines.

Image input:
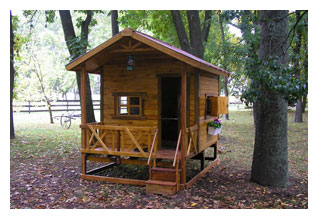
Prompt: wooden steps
<box><xmin>146</xmin><ymin>166</ymin><xmax>180</xmax><ymax>195</ymax></box>
<box><xmin>150</xmin><ymin>167</ymin><xmax>179</xmax><ymax>182</ymax></box>
<box><xmin>146</xmin><ymin>180</ymin><xmax>177</xmax><ymax>195</ymax></box>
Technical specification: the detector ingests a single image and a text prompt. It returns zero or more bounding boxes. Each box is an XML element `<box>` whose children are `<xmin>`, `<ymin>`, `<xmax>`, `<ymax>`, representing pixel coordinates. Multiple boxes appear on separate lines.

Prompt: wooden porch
<box><xmin>79</xmin><ymin>122</ymin><xmax>219</xmax><ymax>194</ymax></box>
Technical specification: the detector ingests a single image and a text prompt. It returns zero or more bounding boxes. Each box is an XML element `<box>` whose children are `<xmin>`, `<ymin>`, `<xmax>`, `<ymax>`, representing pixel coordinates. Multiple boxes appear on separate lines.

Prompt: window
<box><xmin>205</xmin><ymin>94</ymin><xmax>229</xmax><ymax>117</ymax></box>
<box><xmin>112</xmin><ymin>92</ymin><xmax>147</xmax><ymax>120</ymax></box>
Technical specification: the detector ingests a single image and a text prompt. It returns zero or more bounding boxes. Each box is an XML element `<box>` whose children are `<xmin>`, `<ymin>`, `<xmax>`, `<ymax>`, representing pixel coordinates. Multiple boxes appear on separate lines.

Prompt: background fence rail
<box><xmin>13</xmin><ymin>100</ymin><xmax>100</xmax><ymax>113</ymax></box>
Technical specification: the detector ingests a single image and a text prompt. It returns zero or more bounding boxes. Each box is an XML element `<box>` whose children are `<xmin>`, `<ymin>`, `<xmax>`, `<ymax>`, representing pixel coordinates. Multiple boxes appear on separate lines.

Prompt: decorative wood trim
<box><xmin>132</xmin><ymin>32</ymin><xmax>230</xmax><ymax>77</ymax></box>
<box><xmin>120</xmin><ymin>27</ymin><xmax>133</xmax><ymax>36</ymax></box>
<box><xmin>66</xmin><ymin>28</ymin><xmax>230</xmax><ymax>78</ymax></box>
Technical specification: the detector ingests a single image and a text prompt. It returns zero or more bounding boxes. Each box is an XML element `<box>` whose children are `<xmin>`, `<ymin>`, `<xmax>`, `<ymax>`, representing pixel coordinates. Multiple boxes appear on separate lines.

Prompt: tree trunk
<box><xmin>46</xmin><ymin>99</ymin><xmax>54</xmax><ymax>124</ymax></box>
<box><xmin>10</xmin><ymin>11</ymin><xmax>15</xmax><ymax>139</ymax></box>
<box><xmin>251</xmin><ymin>10</ymin><xmax>289</xmax><ymax>187</ymax></box>
<box><xmin>171</xmin><ymin>10</ymin><xmax>212</xmax><ymax>59</ymax></box>
<box><xmin>187</xmin><ymin>10</ymin><xmax>204</xmax><ymax>59</ymax></box>
<box><xmin>295</xmin><ymin>98</ymin><xmax>303</xmax><ymax>123</ymax></box>
<box><xmin>111</xmin><ymin>10</ymin><xmax>119</xmax><ymax>36</ymax></box>
<box><xmin>59</xmin><ymin>10</ymin><xmax>96</xmax><ymax>123</ymax></box>
<box><xmin>293</xmin><ymin>10</ymin><xmax>303</xmax><ymax>123</ymax></box>
<box><xmin>171</xmin><ymin>10</ymin><xmax>192</xmax><ymax>54</ymax></box>
<box><xmin>302</xmin><ymin>94</ymin><xmax>307</xmax><ymax>113</ymax></box>
<box><xmin>218</xmin><ymin>12</ymin><xmax>229</xmax><ymax>120</ymax></box>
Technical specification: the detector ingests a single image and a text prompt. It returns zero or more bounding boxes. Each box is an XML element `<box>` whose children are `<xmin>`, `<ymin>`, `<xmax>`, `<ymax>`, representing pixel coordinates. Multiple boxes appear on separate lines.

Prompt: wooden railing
<box><xmin>186</xmin><ymin>124</ymin><xmax>198</xmax><ymax>156</ymax></box>
<box><xmin>173</xmin><ymin>130</ymin><xmax>182</xmax><ymax>167</ymax></box>
<box><xmin>80</xmin><ymin>123</ymin><xmax>157</xmax><ymax>158</ymax></box>
<box><xmin>147</xmin><ymin>129</ymin><xmax>158</xmax><ymax>165</ymax></box>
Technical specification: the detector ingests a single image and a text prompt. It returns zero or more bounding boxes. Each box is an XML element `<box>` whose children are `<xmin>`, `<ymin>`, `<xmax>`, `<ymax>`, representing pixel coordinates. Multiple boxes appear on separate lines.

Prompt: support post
<box><xmin>180</xmin><ymin>63</ymin><xmax>187</xmax><ymax>185</ymax></box>
<box><xmin>200</xmin><ymin>151</ymin><xmax>205</xmax><ymax>170</ymax></box>
<box><xmin>100</xmin><ymin>66</ymin><xmax>104</xmax><ymax>122</ymax></box>
<box><xmin>81</xmin><ymin>65</ymin><xmax>87</xmax><ymax>175</ymax></box>
<box><xmin>81</xmin><ymin>64</ymin><xmax>87</xmax><ymax>125</ymax></box>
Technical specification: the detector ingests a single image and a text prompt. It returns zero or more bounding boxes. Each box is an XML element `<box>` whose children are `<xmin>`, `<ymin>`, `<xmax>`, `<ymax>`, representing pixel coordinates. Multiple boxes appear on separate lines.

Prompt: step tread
<box><xmin>146</xmin><ymin>180</ymin><xmax>177</xmax><ymax>186</ymax></box>
<box><xmin>151</xmin><ymin>167</ymin><xmax>179</xmax><ymax>172</ymax></box>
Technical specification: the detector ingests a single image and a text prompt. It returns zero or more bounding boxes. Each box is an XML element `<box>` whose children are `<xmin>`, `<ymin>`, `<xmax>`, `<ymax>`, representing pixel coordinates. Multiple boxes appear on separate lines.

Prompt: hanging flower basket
<box><xmin>207</xmin><ymin>118</ymin><xmax>222</xmax><ymax>136</ymax></box>
<box><xmin>208</xmin><ymin>126</ymin><xmax>222</xmax><ymax>136</ymax></box>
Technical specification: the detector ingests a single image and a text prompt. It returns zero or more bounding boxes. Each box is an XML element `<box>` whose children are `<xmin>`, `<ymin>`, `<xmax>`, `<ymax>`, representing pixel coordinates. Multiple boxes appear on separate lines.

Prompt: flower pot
<box><xmin>208</xmin><ymin>126</ymin><xmax>222</xmax><ymax>136</ymax></box>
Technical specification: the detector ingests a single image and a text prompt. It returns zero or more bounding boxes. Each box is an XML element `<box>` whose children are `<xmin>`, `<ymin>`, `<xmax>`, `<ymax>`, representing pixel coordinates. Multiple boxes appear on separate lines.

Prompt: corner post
<box><xmin>80</xmin><ymin>64</ymin><xmax>87</xmax><ymax>175</ymax></box>
<box><xmin>100</xmin><ymin>66</ymin><xmax>104</xmax><ymax>123</ymax></box>
<box><xmin>180</xmin><ymin>63</ymin><xmax>187</xmax><ymax>185</ymax></box>
<box><xmin>81</xmin><ymin>64</ymin><xmax>87</xmax><ymax>126</ymax></box>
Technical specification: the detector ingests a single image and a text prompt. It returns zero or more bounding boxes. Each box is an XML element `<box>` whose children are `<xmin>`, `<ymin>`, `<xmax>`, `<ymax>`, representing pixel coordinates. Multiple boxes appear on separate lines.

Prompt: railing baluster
<box><xmin>173</xmin><ymin>130</ymin><xmax>182</xmax><ymax>167</ymax></box>
<box><xmin>147</xmin><ymin>129</ymin><xmax>158</xmax><ymax>165</ymax></box>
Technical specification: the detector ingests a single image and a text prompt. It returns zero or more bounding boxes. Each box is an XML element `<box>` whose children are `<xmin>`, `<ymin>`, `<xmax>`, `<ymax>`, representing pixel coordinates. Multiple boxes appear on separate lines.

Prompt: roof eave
<box><xmin>65</xmin><ymin>28</ymin><xmax>231</xmax><ymax>78</ymax></box>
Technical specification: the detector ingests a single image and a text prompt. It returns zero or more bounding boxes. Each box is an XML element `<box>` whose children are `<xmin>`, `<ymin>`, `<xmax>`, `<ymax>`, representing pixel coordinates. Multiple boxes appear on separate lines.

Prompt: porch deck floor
<box><xmin>83</xmin><ymin>146</ymin><xmax>180</xmax><ymax>160</ymax></box>
<box><xmin>156</xmin><ymin>149</ymin><xmax>180</xmax><ymax>160</ymax></box>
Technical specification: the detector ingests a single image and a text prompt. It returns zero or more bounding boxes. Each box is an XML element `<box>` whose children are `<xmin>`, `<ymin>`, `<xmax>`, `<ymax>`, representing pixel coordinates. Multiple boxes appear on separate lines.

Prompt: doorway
<box><xmin>160</xmin><ymin>77</ymin><xmax>181</xmax><ymax>148</ymax></box>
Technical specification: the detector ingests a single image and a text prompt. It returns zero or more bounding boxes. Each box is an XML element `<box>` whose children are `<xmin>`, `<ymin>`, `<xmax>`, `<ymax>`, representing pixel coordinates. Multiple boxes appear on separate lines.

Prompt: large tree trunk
<box><xmin>111</xmin><ymin>10</ymin><xmax>119</xmax><ymax>36</ymax></box>
<box><xmin>10</xmin><ymin>11</ymin><xmax>15</xmax><ymax>139</ymax></box>
<box><xmin>186</xmin><ymin>10</ymin><xmax>204</xmax><ymax>59</ymax></box>
<box><xmin>293</xmin><ymin>10</ymin><xmax>303</xmax><ymax>123</ymax></box>
<box><xmin>59</xmin><ymin>10</ymin><xmax>96</xmax><ymax>123</ymax></box>
<box><xmin>251</xmin><ymin>10</ymin><xmax>289</xmax><ymax>187</ymax></box>
<box><xmin>171</xmin><ymin>10</ymin><xmax>192</xmax><ymax>54</ymax></box>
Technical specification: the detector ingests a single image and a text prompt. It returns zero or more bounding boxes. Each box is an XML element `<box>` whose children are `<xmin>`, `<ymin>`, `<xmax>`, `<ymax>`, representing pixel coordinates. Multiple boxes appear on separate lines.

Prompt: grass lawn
<box><xmin>10</xmin><ymin>110</ymin><xmax>308</xmax><ymax>209</ymax></box>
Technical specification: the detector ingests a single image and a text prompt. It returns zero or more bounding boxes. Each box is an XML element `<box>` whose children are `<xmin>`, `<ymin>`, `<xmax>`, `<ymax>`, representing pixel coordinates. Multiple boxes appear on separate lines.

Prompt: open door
<box><xmin>160</xmin><ymin>77</ymin><xmax>181</xmax><ymax>148</ymax></box>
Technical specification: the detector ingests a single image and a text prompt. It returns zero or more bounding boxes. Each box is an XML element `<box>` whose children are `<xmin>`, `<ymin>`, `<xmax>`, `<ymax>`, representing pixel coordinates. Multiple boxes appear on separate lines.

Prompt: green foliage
<box><xmin>224</xmin><ymin>10</ymin><xmax>308</xmax><ymax>106</ymax></box>
<box><xmin>14</xmin><ymin>10</ymin><xmax>74</xmax><ymax>102</ymax></box>
<box><xmin>45</xmin><ymin>10</ymin><xmax>56</xmax><ymax>26</ymax></box>
<box><xmin>241</xmin><ymin>55</ymin><xmax>307</xmax><ymax>106</ymax></box>
<box><xmin>118</xmin><ymin>10</ymin><xmax>181</xmax><ymax>47</ymax></box>
<box><xmin>208</xmin><ymin>118</ymin><xmax>222</xmax><ymax>128</ymax></box>
<box><xmin>67</xmin><ymin>35</ymin><xmax>90</xmax><ymax>60</ymax></box>
<box><xmin>74</xmin><ymin>10</ymin><xmax>105</xmax><ymax>28</ymax></box>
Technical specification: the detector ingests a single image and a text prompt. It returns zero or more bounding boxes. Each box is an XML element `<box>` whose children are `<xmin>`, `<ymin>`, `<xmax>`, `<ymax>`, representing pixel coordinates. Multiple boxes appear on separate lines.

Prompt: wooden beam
<box><xmin>108</xmin><ymin>48</ymin><xmax>157</xmax><ymax>53</ymax></box>
<box><xmin>194</xmin><ymin>72</ymin><xmax>200</xmax><ymax>152</ymax></box>
<box><xmin>180</xmin><ymin>63</ymin><xmax>187</xmax><ymax>185</ymax></box>
<box><xmin>81</xmin><ymin>65</ymin><xmax>87</xmax><ymax>125</ymax></box>
<box><xmin>81</xmin><ymin>174</ymin><xmax>146</xmax><ymax>186</ymax></box>
<box><xmin>185</xmin><ymin>158</ymin><xmax>220</xmax><ymax>189</ymax></box>
<box><xmin>86</xmin><ymin>162</ymin><xmax>116</xmax><ymax>175</ymax></box>
<box><xmin>100</xmin><ymin>66</ymin><xmax>104</xmax><ymax>122</ymax></box>
<box><xmin>132</xmin><ymin>32</ymin><xmax>230</xmax><ymax>77</ymax></box>
<box><xmin>81</xmin><ymin>65</ymin><xmax>87</xmax><ymax>152</ymax></box>
<box><xmin>120</xmin><ymin>27</ymin><xmax>133</xmax><ymax>37</ymax></box>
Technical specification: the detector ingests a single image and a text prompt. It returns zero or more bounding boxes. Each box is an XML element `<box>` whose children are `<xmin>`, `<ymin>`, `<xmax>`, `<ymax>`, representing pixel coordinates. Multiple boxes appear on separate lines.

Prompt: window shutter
<box><xmin>208</xmin><ymin>96</ymin><xmax>228</xmax><ymax>116</ymax></box>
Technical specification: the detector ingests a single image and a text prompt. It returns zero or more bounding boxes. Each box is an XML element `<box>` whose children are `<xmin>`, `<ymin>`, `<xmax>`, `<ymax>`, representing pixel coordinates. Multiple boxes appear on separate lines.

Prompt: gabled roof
<box><xmin>65</xmin><ymin>28</ymin><xmax>230</xmax><ymax>77</ymax></box>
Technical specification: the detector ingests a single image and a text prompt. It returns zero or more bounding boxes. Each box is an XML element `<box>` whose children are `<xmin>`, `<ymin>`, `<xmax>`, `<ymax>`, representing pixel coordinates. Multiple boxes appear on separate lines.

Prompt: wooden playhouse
<box><xmin>65</xmin><ymin>28</ymin><xmax>229</xmax><ymax>194</ymax></box>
